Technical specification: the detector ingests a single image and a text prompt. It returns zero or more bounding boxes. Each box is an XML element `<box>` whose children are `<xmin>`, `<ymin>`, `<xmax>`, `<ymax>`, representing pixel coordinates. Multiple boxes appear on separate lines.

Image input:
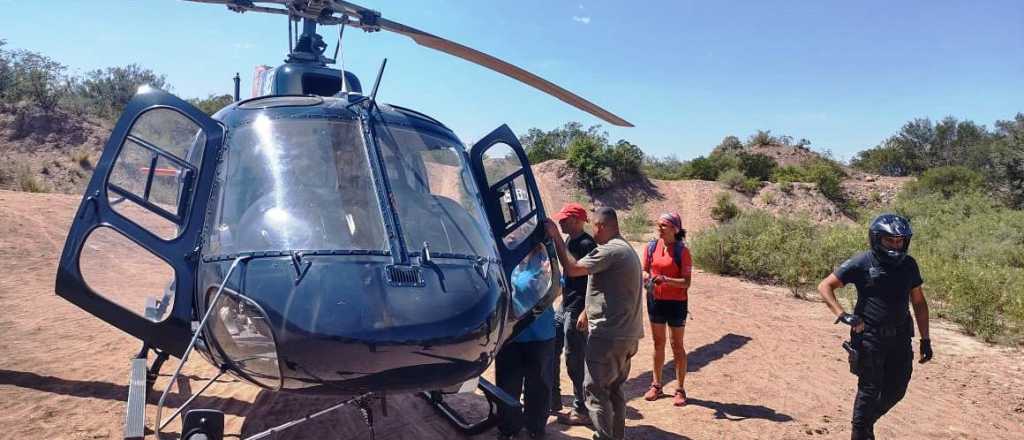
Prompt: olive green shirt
<box><xmin>578</xmin><ymin>235</ymin><xmax>644</xmax><ymax>340</ymax></box>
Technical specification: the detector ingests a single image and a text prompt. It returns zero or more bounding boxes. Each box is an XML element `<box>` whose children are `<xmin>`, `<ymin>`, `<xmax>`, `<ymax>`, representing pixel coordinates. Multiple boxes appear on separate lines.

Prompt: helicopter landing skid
<box><xmin>419</xmin><ymin>377</ymin><xmax>521</xmax><ymax>435</ymax></box>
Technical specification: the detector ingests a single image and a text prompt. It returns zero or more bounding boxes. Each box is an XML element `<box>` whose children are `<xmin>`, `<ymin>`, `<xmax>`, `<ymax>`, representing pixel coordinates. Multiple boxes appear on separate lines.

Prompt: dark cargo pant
<box><xmin>584</xmin><ymin>336</ymin><xmax>639</xmax><ymax>440</ymax></box>
<box><xmin>850</xmin><ymin>331</ymin><xmax>913</xmax><ymax>440</ymax></box>
<box><xmin>496</xmin><ymin>338</ymin><xmax>556</xmax><ymax>436</ymax></box>
<box><xmin>551</xmin><ymin>309</ymin><xmax>588</xmax><ymax>416</ymax></box>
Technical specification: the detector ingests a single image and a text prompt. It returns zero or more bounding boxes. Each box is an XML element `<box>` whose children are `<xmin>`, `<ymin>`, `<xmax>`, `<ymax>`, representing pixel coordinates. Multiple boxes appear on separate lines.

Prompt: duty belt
<box><xmin>864</xmin><ymin>320</ymin><xmax>911</xmax><ymax>337</ymax></box>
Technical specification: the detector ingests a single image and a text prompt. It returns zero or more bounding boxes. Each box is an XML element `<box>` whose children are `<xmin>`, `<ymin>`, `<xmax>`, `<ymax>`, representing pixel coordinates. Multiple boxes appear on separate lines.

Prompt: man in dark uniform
<box><xmin>549</xmin><ymin>203</ymin><xmax>597</xmax><ymax>425</ymax></box>
<box><xmin>818</xmin><ymin>214</ymin><xmax>933</xmax><ymax>440</ymax></box>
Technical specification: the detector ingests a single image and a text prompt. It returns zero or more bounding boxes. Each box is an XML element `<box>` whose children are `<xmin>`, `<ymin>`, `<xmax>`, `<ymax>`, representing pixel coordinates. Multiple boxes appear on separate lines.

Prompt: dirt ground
<box><xmin>1</xmin><ymin>189</ymin><xmax>1023</xmax><ymax>439</ymax></box>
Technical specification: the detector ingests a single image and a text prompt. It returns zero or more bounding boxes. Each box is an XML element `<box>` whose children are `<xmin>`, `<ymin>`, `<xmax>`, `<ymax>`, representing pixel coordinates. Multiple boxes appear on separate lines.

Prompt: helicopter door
<box><xmin>55</xmin><ymin>87</ymin><xmax>224</xmax><ymax>358</ymax></box>
<box><xmin>469</xmin><ymin>124</ymin><xmax>549</xmax><ymax>277</ymax></box>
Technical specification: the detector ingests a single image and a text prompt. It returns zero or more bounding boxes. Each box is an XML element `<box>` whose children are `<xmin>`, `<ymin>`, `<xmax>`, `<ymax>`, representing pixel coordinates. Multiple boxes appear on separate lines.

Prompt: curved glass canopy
<box><xmin>204</xmin><ymin>113</ymin><xmax>494</xmax><ymax>261</ymax></box>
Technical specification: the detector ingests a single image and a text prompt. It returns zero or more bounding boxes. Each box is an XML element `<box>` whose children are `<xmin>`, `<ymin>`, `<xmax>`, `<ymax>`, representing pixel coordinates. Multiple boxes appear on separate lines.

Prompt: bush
<box><xmin>712</xmin><ymin>135</ymin><xmax>744</xmax><ymax>155</ymax></box>
<box><xmin>0</xmin><ymin>162</ymin><xmax>48</xmax><ymax>193</ymax></box>
<box><xmin>736</xmin><ymin>152</ymin><xmax>777</xmax><ymax>181</ymax></box>
<box><xmin>74</xmin><ymin>64</ymin><xmax>169</xmax><ymax>119</ymax></box>
<box><xmin>710</xmin><ymin>192</ymin><xmax>739</xmax><ymax>223</ymax></box>
<box><xmin>644</xmin><ymin>155</ymin><xmax>689</xmax><ymax>180</ymax></box>
<box><xmin>187</xmin><ymin>94</ymin><xmax>234</xmax><ymax>116</ymax></box>
<box><xmin>718</xmin><ymin>168</ymin><xmax>746</xmax><ymax>189</ymax></box>
<box><xmin>693</xmin><ymin>190</ymin><xmax>1024</xmax><ymax>343</ymax></box>
<box><xmin>746</xmin><ymin>129</ymin><xmax>778</xmax><ymax>147</ymax></box>
<box><xmin>684</xmin><ymin>156</ymin><xmax>720</xmax><ymax>181</ymax></box>
<box><xmin>690</xmin><ymin>210</ymin><xmax>862</xmax><ymax>297</ymax></box>
<box><xmin>904</xmin><ymin>165</ymin><xmax>985</xmax><ymax>199</ymax></box>
<box><xmin>566</xmin><ymin>136</ymin><xmax>610</xmax><ymax>190</ymax></box>
<box><xmin>607</xmin><ymin>140</ymin><xmax>645</xmax><ymax>180</ymax></box>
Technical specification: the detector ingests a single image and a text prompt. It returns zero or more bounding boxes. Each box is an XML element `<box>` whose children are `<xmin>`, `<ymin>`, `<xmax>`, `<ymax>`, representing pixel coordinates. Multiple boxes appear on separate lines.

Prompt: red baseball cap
<box><xmin>553</xmin><ymin>203</ymin><xmax>588</xmax><ymax>222</ymax></box>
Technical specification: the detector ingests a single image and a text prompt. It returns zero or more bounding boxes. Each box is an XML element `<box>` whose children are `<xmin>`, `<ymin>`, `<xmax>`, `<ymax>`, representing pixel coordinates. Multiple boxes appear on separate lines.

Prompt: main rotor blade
<box><xmin>372</xmin><ymin>17</ymin><xmax>633</xmax><ymax>127</ymax></box>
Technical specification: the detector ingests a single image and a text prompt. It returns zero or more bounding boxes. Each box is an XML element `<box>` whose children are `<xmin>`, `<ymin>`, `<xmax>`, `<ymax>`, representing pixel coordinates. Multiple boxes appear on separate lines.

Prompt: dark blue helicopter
<box><xmin>54</xmin><ymin>1</ymin><xmax>631</xmax><ymax>438</ymax></box>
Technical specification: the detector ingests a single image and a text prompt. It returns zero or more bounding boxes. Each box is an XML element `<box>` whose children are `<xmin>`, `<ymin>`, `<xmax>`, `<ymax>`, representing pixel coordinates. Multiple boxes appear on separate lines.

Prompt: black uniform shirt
<box><xmin>834</xmin><ymin>251</ymin><xmax>924</xmax><ymax>329</ymax></box>
<box><xmin>560</xmin><ymin>232</ymin><xmax>597</xmax><ymax>316</ymax></box>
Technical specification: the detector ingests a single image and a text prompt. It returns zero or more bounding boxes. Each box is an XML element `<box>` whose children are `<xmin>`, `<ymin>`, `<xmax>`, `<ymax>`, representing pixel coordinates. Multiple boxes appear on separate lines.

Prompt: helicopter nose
<box><xmin>206</xmin><ymin>255</ymin><xmax>506</xmax><ymax>394</ymax></box>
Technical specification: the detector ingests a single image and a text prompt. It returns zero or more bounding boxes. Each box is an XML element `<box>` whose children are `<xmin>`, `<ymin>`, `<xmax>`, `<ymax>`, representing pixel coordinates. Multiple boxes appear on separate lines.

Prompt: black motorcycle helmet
<box><xmin>869</xmin><ymin>214</ymin><xmax>913</xmax><ymax>266</ymax></box>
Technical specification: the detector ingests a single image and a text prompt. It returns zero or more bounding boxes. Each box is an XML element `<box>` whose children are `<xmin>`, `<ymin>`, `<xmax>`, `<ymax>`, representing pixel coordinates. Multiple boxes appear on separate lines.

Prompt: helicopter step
<box><xmin>420</xmin><ymin>377</ymin><xmax>521</xmax><ymax>435</ymax></box>
<box><xmin>124</xmin><ymin>358</ymin><xmax>147</xmax><ymax>440</ymax></box>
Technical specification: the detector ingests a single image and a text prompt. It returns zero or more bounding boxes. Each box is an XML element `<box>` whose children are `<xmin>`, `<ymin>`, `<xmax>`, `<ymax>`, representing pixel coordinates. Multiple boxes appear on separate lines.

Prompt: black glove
<box><xmin>834</xmin><ymin>312</ymin><xmax>862</xmax><ymax>327</ymax></box>
<box><xmin>919</xmin><ymin>338</ymin><xmax>933</xmax><ymax>363</ymax></box>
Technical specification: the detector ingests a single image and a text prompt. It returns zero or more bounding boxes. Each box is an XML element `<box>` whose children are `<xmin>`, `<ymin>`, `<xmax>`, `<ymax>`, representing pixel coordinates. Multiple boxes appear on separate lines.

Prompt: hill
<box><xmin>532</xmin><ymin>159</ymin><xmax>909</xmax><ymax>236</ymax></box>
<box><xmin>0</xmin><ymin>104</ymin><xmax>109</xmax><ymax>193</ymax></box>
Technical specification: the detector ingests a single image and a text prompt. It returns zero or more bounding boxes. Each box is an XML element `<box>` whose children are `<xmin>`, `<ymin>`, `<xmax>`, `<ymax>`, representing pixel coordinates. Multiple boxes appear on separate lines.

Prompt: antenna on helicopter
<box><xmin>336</xmin><ymin>21</ymin><xmax>348</xmax><ymax>92</ymax></box>
<box><xmin>369</xmin><ymin>58</ymin><xmax>387</xmax><ymax>102</ymax></box>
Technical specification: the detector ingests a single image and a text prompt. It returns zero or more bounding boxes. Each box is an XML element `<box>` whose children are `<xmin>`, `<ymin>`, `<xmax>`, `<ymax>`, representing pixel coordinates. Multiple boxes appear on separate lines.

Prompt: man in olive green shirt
<box><xmin>544</xmin><ymin>207</ymin><xmax>644</xmax><ymax>440</ymax></box>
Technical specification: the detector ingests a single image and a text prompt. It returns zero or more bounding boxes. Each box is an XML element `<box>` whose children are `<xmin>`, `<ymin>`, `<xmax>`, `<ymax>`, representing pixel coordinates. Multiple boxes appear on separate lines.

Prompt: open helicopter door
<box><xmin>469</xmin><ymin>125</ymin><xmax>554</xmax><ymax>317</ymax></box>
<box><xmin>55</xmin><ymin>86</ymin><xmax>224</xmax><ymax>358</ymax></box>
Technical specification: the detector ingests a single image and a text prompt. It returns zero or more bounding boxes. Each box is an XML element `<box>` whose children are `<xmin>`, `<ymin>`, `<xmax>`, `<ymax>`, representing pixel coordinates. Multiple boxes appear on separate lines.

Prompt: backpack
<box><xmin>645</xmin><ymin>239</ymin><xmax>685</xmax><ymax>274</ymax></box>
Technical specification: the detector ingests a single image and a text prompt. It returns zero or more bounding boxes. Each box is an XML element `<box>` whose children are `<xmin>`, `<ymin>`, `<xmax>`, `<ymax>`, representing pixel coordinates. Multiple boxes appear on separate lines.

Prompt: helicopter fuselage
<box><xmin>189</xmin><ymin>95</ymin><xmax>543</xmax><ymax>394</ymax></box>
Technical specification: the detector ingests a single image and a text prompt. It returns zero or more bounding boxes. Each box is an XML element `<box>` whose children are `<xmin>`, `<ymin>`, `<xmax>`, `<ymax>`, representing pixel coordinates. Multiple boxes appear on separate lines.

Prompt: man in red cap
<box><xmin>549</xmin><ymin>202</ymin><xmax>597</xmax><ymax>425</ymax></box>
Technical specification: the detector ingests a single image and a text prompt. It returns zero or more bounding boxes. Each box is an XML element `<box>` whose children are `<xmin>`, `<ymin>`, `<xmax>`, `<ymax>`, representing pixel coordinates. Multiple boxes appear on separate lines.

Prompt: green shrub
<box><xmin>566</xmin><ymin>136</ymin><xmax>610</xmax><ymax>190</ymax></box>
<box><xmin>737</xmin><ymin>152</ymin><xmax>777</xmax><ymax>181</ymax></box>
<box><xmin>684</xmin><ymin>156</ymin><xmax>720</xmax><ymax>181</ymax></box>
<box><xmin>761</xmin><ymin>191</ymin><xmax>777</xmax><ymax>205</ymax></box>
<box><xmin>710</xmin><ymin>192</ymin><xmax>739</xmax><ymax>223</ymax></box>
<box><xmin>691</xmin><ymin>210</ymin><xmax>861</xmax><ymax>297</ymax></box>
<box><xmin>693</xmin><ymin>189</ymin><xmax>1024</xmax><ymax>343</ymax></box>
<box><xmin>778</xmin><ymin>180</ymin><xmax>794</xmax><ymax>194</ymax></box>
<box><xmin>904</xmin><ymin>165</ymin><xmax>985</xmax><ymax>199</ymax></box>
<box><xmin>718</xmin><ymin>168</ymin><xmax>746</xmax><ymax>189</ymax></box>
<box><xmin>746</xmin><ymin>129</ymin><xmax>778</xmax><ymax>147</ymax></box>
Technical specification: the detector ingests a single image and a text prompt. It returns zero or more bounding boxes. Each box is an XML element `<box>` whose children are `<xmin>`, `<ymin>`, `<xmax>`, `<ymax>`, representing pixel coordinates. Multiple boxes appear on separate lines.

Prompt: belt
<box><xmin>865</xmin><ymin>321</ymin><xmax>911</xmax><ymax>337</ymax></box>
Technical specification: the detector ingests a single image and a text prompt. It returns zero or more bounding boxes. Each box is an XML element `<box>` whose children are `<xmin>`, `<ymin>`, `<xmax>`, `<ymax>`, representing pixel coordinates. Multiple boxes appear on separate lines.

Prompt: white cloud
<box><xmin>571</xmin><ymin>16</ymin><xmax>591</xmax><ymax>24</ymax></box>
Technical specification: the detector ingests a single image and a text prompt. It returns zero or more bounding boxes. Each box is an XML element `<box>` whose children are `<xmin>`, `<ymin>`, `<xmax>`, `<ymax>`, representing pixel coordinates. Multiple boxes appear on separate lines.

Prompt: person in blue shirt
<box><xmin>496</xmin><ymin>243</ymin><xmax>557</xmax><ymax>439</ymax></box>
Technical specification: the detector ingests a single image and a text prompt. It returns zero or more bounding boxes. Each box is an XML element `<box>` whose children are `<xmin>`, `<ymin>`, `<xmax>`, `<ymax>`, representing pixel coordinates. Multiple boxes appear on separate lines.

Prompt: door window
<box><xmin>79</xmin><ymin>226</ymin><xmax>177</xmax><ymax>322</ymax></box>
<box><xmin>106</xmin><ymin>108</ymin><xmax>204</xmax><ymax>240</ymax></box>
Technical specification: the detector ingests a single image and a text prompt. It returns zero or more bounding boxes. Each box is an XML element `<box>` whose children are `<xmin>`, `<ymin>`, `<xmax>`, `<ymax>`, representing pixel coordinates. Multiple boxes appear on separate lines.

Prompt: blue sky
<box><xmin>2</xmin><ymin>0</ymin><xmax>1021</xmax><ymax>161</ymax></box>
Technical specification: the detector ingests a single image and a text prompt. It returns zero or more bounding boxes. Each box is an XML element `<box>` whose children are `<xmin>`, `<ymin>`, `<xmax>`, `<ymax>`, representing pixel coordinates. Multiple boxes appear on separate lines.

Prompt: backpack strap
<box><xmin>673</xmin><ymin>241</ymin><xmax>685</xmax><ymax>273</ymax></box>
<box><xmin>645</xmin><ymin>240</ymin><xmax>657</xmax><ymax>273</ymax></box>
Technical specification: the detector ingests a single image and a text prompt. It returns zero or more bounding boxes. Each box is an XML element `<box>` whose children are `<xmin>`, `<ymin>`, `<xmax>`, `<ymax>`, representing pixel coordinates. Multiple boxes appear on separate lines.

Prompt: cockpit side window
<box><xmin>373</xmin><ymin>121</ymin><xmax>495</xmax><ymax>259</ymax></box>
<box><xmin>205</xmin><ymin>116</ymin><xmax>389</xmax><ymax>255</ymax></box>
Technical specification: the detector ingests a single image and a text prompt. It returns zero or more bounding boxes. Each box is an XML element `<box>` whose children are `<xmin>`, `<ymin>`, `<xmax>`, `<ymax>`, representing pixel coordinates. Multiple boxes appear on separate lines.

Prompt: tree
<box><xmin>713</xmin><ymin>135</ymin><xmax>743</xmax><ymax>154</ymax></box>
<box><xmin>187</xmin><ymin>94</ymin><xmax>234</xmax><ymax>115</ymax></box>
<box><xmin>566</xmin><ymin>136</ymin><xmax>610</xmax><ymax>190</ymax></box>
<box><xmin>684</xmin><ymin>156</ymin><xmax>720</xmax><ymax>181</ymax></box>
<box><xmin>746</xmin><ymin>130</ymin><xmax>778</xmax><ymax>148</ymax></box>
<box><xmin>607</xmin><ymin>139</ymin><xmax>644</xmax><ymax>179</ymax></box>
<box><xmin>518</xmin><ymin>122</ymin><xmax>606</xmax><ymax>164</ymax></box>
<box><xmin>76</xmin><ymin>64</ymin><xmax>170</xmax><ymax>118</ymax></box>
<box><xmin>736</xmin><ymin>152</ymin><xmax>777</xmax><ymax>181</ymax></box>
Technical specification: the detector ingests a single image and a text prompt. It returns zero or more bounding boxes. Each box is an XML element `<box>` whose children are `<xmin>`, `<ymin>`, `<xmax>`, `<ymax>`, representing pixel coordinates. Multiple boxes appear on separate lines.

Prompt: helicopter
<box><xmin>54</xmin><ymin>1</ymin><xmax>632</xmax><ymax>439</ymax></box>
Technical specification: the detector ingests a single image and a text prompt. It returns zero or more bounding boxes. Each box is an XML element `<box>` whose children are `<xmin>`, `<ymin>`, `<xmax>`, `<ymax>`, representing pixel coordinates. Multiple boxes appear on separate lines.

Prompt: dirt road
<box><xmin>1</xmin><ymin>190</ymin><xmax>1021</xmax><ymax>439</ymax></box>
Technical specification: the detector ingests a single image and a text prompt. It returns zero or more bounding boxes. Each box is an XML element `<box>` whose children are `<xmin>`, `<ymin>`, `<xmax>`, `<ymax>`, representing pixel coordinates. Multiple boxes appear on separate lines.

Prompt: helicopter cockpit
<box><xmin>203</xmin><ymin>102</ymin><xmax>495</xmax><ymax>264</ymax></box>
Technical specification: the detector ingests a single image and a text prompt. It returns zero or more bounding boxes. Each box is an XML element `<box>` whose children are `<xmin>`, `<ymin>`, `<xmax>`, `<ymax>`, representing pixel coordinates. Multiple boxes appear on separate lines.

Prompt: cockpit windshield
<box><xmin>205</xmin><ymin>115</ymin><xmax>388</xmax><ymax>256</ymax></box>
<box><xmin>373</xmin><ymin>118</ymin><xmax>495</xmax><ymax>259</ymax></box>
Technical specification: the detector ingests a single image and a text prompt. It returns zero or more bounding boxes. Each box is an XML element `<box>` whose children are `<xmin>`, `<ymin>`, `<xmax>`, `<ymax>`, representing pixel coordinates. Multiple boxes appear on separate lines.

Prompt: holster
<box><xmin>842</xmin><ymin>340</ymin><xmax>861</xmax><ymax>376</ymax></box>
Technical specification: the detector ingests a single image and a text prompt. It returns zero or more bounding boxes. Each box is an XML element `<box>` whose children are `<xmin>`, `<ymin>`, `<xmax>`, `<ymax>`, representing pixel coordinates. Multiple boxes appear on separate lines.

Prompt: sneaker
<box><xmin>673</xmin><ymin>388</ymin><xmax>687</xmax><ymax>407</ymax></box>
<box><xmin>557</xmin><ymin>411</ymin><xmax>591</xmax><ymax>426</ymax></box>
<box><xmin>528</xmin><ymin>429</ymin><xmax>546</xmax><ymax>439</ymax></box>
<box><xmin>643</xmin><ymin>383</ymin><xmax>663</xmax><ymax>401</ymax></box>
<box><xmin>495</xmin><ymin>431</ymin><xmax>517</xmax><ymax>440</ymax></box>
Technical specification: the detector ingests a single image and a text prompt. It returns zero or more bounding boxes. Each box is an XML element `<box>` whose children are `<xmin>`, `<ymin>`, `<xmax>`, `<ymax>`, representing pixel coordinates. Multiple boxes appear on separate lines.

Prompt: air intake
<box><xmin>384</xmin><ymin>265</ymin><xmax>424</xmax><ymax>287</ymax></box>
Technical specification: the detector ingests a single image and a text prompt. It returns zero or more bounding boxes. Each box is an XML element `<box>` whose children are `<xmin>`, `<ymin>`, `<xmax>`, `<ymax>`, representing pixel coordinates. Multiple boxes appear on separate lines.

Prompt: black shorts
<box><xmin>647</xmin><ymin>298</ymin><xmax>688</xmax><ymax>327</ymax></box>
